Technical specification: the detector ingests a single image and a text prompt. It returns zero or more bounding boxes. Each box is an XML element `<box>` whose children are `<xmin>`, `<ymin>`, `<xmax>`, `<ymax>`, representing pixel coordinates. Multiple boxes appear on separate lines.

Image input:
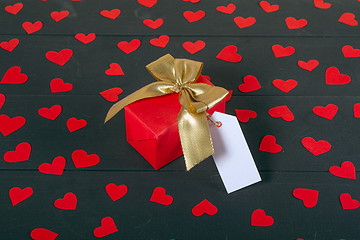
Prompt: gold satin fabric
<box><xmin>105</xmin><ymin>54</ymin><xmax>228</xmax><ymax>170</ymax></box>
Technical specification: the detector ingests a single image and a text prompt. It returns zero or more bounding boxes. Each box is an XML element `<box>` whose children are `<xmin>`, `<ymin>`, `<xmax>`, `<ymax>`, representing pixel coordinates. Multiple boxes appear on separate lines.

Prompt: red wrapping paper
<box><xmin>124</xmin><ymin>75</ymin><xmax>227</xmax><ymax>170</ymax></box>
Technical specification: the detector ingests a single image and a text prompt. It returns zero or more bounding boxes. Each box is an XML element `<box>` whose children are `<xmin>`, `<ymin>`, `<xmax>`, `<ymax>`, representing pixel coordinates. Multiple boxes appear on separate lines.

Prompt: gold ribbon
<box><xmin>105</xmin><ymin>54</ymin><xmax>228</xmax><ymax>170</ymax></box>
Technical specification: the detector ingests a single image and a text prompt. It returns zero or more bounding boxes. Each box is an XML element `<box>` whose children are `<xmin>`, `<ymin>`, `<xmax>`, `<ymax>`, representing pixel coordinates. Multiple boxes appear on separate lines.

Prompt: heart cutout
<box><xmin>106</xmin><ymin>183</ymin><xmax>128</xmax><ymax>201</ymax></box>
<box><xmin>100</xmin><ymin>87</ymin><xmax>123</xmax><ymax>102</ymax></box>
<box><xmin>314</xmin><ymin>0</ymin><xmax>331</xmax><ymax>9</ymax></box>
<box><xmin>298</xmin><ymin>60</ymin><xmax>319</xmax><ymax>71</ymax></box>
<box><xmin>192</xmin><ymin>199</ymin><xmax>218</xmax><ymax>216</ymax></box>
<box><xmin>5</xmin><ymin>3</ymin><xmax>23</xmax><ymax>15</ymax></box>
<box><xmin>0</xmin><ymin>94</ymin><xmax>4</xmax><ymax>110</ymax></box>
<box><xmin>235</xmin><ymin>109</ymin><xmax>257</xmax><ymax>123</ymax></box>
<box><xmin>71</xmin><ymin>150</ymin><xmax>100</xmax><ymax>168</ymax></box>
<box><xmin>234</xmin><ymin>16</ymin><xmax>256</xmax><ymax>28</ymax></box>
<box><xmin>100</xmin><ymin>9</ymin><xmax>121</xmax><ymax>19</ymax></box>
<box><xmin>293</xmin><ymin>188</ymin><xmax>319</xmax><ymax>208</ymax></box>
<box><xmin>183</xmin><ymin>40</ymin><xmax>205</xmax><ymax>54</ymax></box>
<box><xmin>9</xmin><ymin>187</ymin><xmax>33</xmax><ymax>206</ymax></box>
<box><xmin>93</xmin><ymin>217</ymin><xmax>118</xmax><ymax>238</ymax></box>
<box><xmin>50</xmin><ymin>11</ymin><xmax>69</xmax><ymax>22</ymax></box>
<box><xmin>0</xmin><ymin>114</ymin><xmax>26</xmax><ymax>136</ymax></box>
<box><xmin>143</xmin><ymin>18</ymin><xmax>163</xmax><ymax>29</ymax></box>
<box><xmin>340</xmin><ymin>193</ymin><xmax>360</xmax><ymax>209</ymax></box>
<box><xmin>329</xmin><ymin>161</ymin><xmax>356</xmax><ymax>179</ymax></box>
<box><xmin>259</xmin><ymin>135</ymin><xmax>282</xmax><ymax>153</ymax></box>
<box><xmin>22</xmin><ymin>21</ymin><xmax>43</xmax><ymax>34</ymax></box>
<box><xmin>0</xmin><ymin>38</ymin><xmax>19</xmax><ymax>52</ymax></box>
<box><xmin>272</xmin><ymin>44</ymin><xmax>295</xmax><ymax>58</ymax></box>
<box><xmin>105</xmin><ymin>63</ymin><xmax>124</xmax><ymax>76</ymax></box>
<box><xmin>67</xmin><ymin>117</ymin><xmax>87</xmax><ymax>132</ymax></box>
<box><xmin>30</xmin><ymin>228</ymin><xmax>58</xmax><ymax>240</ymax></box>
<box><xmin>50</xmin><ymin>78</ymin><xmax>73</xmax><ymax>93</ymax></box>
<box><xmin>75</xmin><ymin>33</ymin><xmax>96</xmax><ymax>44</ymax></box>
<box><xmin>313</xmin><ymin>104</ymin><xmax>338</xmax><ymax>120</ymax></box>
<box><xmin>259</xmin><ymin>1</ymin><xmax>279</xmax><ymax>12</ymax></box>
<box><xmin>46</xmin><ymin>49</ymin><xmax>73</xmax><ymax>66</ymax></box>
<box><xmin>1</xmin><ymin>66</ymin><xmax>28</xmax><ymax>84</ymax></box>
<box><xmin>150</xmin><ymin>35</ymin><xmax>169</xmax><ymax>48</ymax></box>
<box><xmin>54</xmin><ymin>192</ymin><xmax>77</xmax><ymax>210</ymax></box>
<box><xmin>338</xmin><ymin>13</ymin><xmax>358</xmax><ymax>26</ymax></box>
<box><xmin>216</xmin><ymin>4</ymin><xmax>236</xmax><ymax>14</ymax></box>
<box><xmin>268</xmin><ymin>105</ymin><xmax>294</xmax><ymax>121</ymax></box>
<box><xmin>38</xmin><ymin>156</ymin><xmax>66</xmax><ymax>175</ymax></box>
<box><xmin>238</xmin><ymin>75</ymin><xmax>261</xmax><ymax>93</ymax></box>
<box><xmin>272</xmin><ymin>79</ymin><xmax>298</xmax><ymax>93</ymax></box>
<box><xmin>38</xmin><ymin>105</ymin><xmax>62</xmax><ymax>120</ymax></box>
<box><xmin>137</xmin><ymin>0</ymin><xmax>157</xmax><ymax>8</ymax></box>
<box><xmin>251</xmin><ymin>209</ymin><xmax>274</xmax><ymax>227</ymax></box>
<box><xmin>117</xmin><ymin>39</ymin><xmax>141</xmax><ymax>54</ymax></box>
<box><xmin>354</xmin><ymin>103</ymin><xmax>360</xmax><ymax>118</ymax></box>
<box><xmin>325</xmin><ymin>67</ymin><xmax>351</xmax><ymax>85</ymax></box>
<box><xmin>342</xmin><ymin>45</ymin><xmax>360</xmax><ymax>58</ymax></box>
<box><xmin>301</xmin><ymin>137</ymin><xmax>331</xmax><ymax>156</ymax></box>
<box><xmin>216</xmin><ymin>45</ymin><xmax>242</xmax><ymax>63</ymax></box>
<box><xmin>150</xmin><ymin>187</ymin><xmax>173</xmax><ymax>205</ymax></box>
<box><xmin>183</xmin><ymin>10</ymin><xmax>205</xmax><ymax>23</ymax></box>
<box><xmin>4</xmin><ymin>142</ymin><xmax>31</xmax><ymax>163</ymax></box>
<box><xmin>285</xmin><ymin>17</ymin><xmax>308</xmax><ymax>29</ymax></box>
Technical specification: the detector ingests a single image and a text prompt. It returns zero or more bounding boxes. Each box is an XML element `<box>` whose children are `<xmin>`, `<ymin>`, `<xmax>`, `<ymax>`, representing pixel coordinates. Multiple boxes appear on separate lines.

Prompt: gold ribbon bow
<box><xmin>105</xmin><ymin>54</ymin><xmax>228</xmax><ymax>170</ymax></box>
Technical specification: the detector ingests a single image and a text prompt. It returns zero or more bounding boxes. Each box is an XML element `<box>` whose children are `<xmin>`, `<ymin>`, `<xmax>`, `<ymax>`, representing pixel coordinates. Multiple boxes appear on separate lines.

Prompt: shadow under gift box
<box><xmin>124</xmin><ymin>75</ymin><xmax>228</xmax><ymax>170</ymax></box>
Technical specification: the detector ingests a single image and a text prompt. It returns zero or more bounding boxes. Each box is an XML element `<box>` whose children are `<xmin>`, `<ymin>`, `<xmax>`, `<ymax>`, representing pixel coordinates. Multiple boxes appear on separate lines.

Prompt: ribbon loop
<box><xmin>105</xmin><ymin>54</ymin><xmax>228</xmax><ymax>170</ymax></box>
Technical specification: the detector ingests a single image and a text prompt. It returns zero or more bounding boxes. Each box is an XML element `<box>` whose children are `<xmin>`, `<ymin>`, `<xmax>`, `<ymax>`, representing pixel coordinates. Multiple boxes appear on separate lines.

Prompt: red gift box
<box><xmin>124</xmin><ymin>75</ymin><xmax>227</xmax><ymax>170</ymax></box>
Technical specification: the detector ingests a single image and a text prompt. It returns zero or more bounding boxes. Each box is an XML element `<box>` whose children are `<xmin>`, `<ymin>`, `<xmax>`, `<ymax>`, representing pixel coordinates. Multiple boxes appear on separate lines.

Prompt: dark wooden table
<box><xmin>1</xmin><ymin>0</ymin><xmax>360</xmax><ymax>239</ymax></box>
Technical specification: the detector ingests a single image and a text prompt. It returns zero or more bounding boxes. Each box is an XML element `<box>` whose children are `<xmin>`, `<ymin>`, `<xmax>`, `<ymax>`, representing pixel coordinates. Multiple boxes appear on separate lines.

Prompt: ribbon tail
<box><xmin>177</xmin><ymin>107</ymin><xmax>214</xmax><ymax>171</ymax></box>
<box><xmin>105</xmin><ymin>82</ymin><xmax>174</xmax><ymax>123</ymax></box>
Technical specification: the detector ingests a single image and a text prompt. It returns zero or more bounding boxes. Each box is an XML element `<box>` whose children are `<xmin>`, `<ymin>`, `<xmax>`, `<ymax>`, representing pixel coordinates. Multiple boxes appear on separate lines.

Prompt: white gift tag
<box><xmin>209</xmin><ymin>112</ymin><xmax>261</xmax><ymax>193</ymax></box>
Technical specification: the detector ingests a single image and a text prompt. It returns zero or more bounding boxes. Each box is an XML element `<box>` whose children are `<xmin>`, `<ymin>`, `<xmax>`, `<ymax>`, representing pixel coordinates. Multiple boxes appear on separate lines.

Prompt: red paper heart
<box><xmin>105</xmin><ymin>63</ymin><xmax>124</xmax><ymax>76</ymax></box>
<box><xmin>259</xmin><ymin>135</ymin><xmax>282</xmax><ymax>153</ymax></box>
<box><xmin>216</xmin><ymin>45</ymin><xmax>242</xmax><ymax>63</ymax></box>
<box><xmin>93</xmin><ymin>217</ymin><xmax>118</xmax><ymax>237</ymax></box>
<box><xmin>268</xmin><ymin>105</ymin><xmax>294</xmax><ymax>121</ymax></box>
<box><xmin>1</xmin><ymin>66</ymin><xmax>28</xmax><ymax>84</ymax></box>
<box><xmin>100</xmin><ymin>88</ymin><xmax>123</xmax><ymax>102</ymax></box>
<box><xmin>38</xmin><ymin>156</ymin><xmax>66</xmax><ymax>175</ymax></box>
<box><xmin>66</xmin><ymin>117</ymin><xmax>87</xmax><ymax>132</ymax></box>
<box><xmin>150</xmin><ymin>187</ymin><xmax>173</xmax><ymax>205</ymax></box>
<box><xmin>259</xmin><ymin>1</ymin><xmax>279</xmax><ymax>12</ymax></box>
<box><xmin>251</xmin><ymin>209</ymin><xmax>274</xmax><ymax>227</ymax></box>
<box><xmin>106</xmin><ymin>183</ymin><xmax>128</xmax><ymax>201</ymax></box>
<box><xmin>4</xmin><ymin>142</ymin><xmax>31</xmax><ymax>163</ymax></box>
<box><xmin>22</xmin><ymin>21</ymin><xmax>43</xmax><ymax>34</ymax></box>
<box><xmin>5</xmin><ymin>3</ymin><xmax>23</xmax><ymax>15</ymax></box>
<box><xmin>301</xmin><ymin>137</ymin><xmax>331</xmax><ymax>156</ymax></box>
<box><xmin>285</xmin><ymin>17</ymin><xmax>308</xmax><ymax>29</ymax></box>
<box><xmin>0</xmin><ymin>38</ymin><xmax>19</xmax><ymax>52</ymax></box>
<box><xmin>272</xmin><ymin>44</ymin><xmax>295</xmax><ymax>58</ymax></box>
<box><xmin>9</xmin><ymin>187</ymin><xmax>33</xmax><ymax>206</ymax></box>
<box><xmin>137</xmin><ymin>0</ymin><xmax>157</xmax><ymax>7</ymax></box>
<box><xmin>192</xmin><ymin>199</ymin><xmax>218</xmax><ymax>216</ymax></box>
<box><xmin>183</xmin><ymin>10</ymin><xmax>205</xmax><ymax>23</ymax></box>
<box><xmin>338</xmin><ymin>13</ymin><xmax>358</xmax><ymax>26</ymax></box>
<box><xmin>50</xmin><ymin>78</ymin><xmax>73</xmax><ymax>93</ymax></box>
<box><xmin>325</xmin><ymin>67</ymin><xmax>351</xmax><ymax>85</ymax></box>
<box><xmin>182</xmin><ymin>0</ymin><xmax>200</xmax><ymax>3</ymax></box>
<box><xmin>143</xmin><ymin>18</ymin><xmax>163</xmax><ymax>29</ymax></box>
<box><xmin>340</xmin><ymin>193</ymin><xmax>360</xmax><ymax>209</ymax></box>
<box><xmin>354</xmin><ymin>103</ymin><xmax>360</xmax><ymax>118</ymax></box>
<box><xmin>100</xmin><ymin>9</ymin><xmax>121</xmax><ymax>19</ymax></box>
<box><xmin>0</xmin><ymin>114</ymin><xmax>26</xmax><ymax>136</ymax></box>
<box><xmin>75</xmin><ymin>33</ymin><xmax>96</xmax><ymax>44</ymax></box>
<box><xmin>71</xmin><ymin>150</ymin><xmax>100</xmax><ymax>168</ymax></box>
<box><xmin>342</xmin><ymin>45</ymin><xmax>360</xmax><ymax>57</ymax></box>
<box><xmin>235</xmin><ymin>109</ymin><xmax>257</xmax><ymax>123</ymax></box>
<box><xmin>272</xmin><ymin>79</ymin><xmax>298</xmax><ymax>93</ymax></box>
<box><xmin>46</xmin><ymin>49</ymin><xmax>73</xmax><ymax>66</ymax></box>
<box><xmin>50</xmin><ymin>10</ymin><xmax>69</xmax><ymax>22</ymax></box>
<box><xmin>224</xmin><ymin>90</ymin><xmax>233</xmax><ymax>101</ymax></box>
<box><xmin>298</xmin><ymin>60</ymin><xmax>319</xmax><ymax>71</ymax></box>
<box><xmin>117</xmin><ymin>39</ymin><xmax>141</xmax><ymax>54</ymax></box>
<box><xmin>0</xmin><ymin>94</ymin><xmax>4</xmax><ymax>110</ymax></box>
<box><xmin>183</xmin><ymin>40</ymin><xmax>205</xmax><ymax>54</ymax></box>
<box><xmin>150</xmin><ymin>35</ymin><xmax>169</xmax><ymax>48</ymax></box>
<box><xmin>216</xmin><ymin>4</ymin><xmax>236</xmax><ymax>14</ymax></box>
<box><xmin>54</xmin><ymin>192</ymin><xmax>77</xmax><ymax>210</ymax></box>
<box><xmin>329</xmin><ymin>161</ymin><xmax>356</xmax><ymax>179</ymax></box>
<box><xmin>313</xmin><ymin>104</ymin><xmax>338</xmax><ymax>120</ymax></box>
<box><xmin>314</xmin><ymin>0</ymin><xmax>331</xmax><ymax>9</ymax></box>
<box><xmin>234</xmin><ymin>16</ymin><xmax>256</xmax><ymax>28</ymax></box>
<box><xmin>293</xmin><ymin>188</ymin><xmax>319</xmax><ymax>208</ymax></box>
<box><xmin>30</xmin><ymin>228</ymin><xmax>58</xmax><ymax>240</ymax></box>
<box><xmin>238</xmin><ymin>75</ymin><xmax>261</xmax><ymax>93</ymax></box>
<box><xmin>38</xmin><ymin>105</ymin><xmax>62</xmax><ymax>120</ymax></box>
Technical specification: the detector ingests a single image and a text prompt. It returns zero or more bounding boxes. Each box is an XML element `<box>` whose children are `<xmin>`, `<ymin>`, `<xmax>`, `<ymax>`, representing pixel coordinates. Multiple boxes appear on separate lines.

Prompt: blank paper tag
<box><xmin>209</xmin><ymin>112</ymin><xmax>261</xmax><ymax>193</ymax></box>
